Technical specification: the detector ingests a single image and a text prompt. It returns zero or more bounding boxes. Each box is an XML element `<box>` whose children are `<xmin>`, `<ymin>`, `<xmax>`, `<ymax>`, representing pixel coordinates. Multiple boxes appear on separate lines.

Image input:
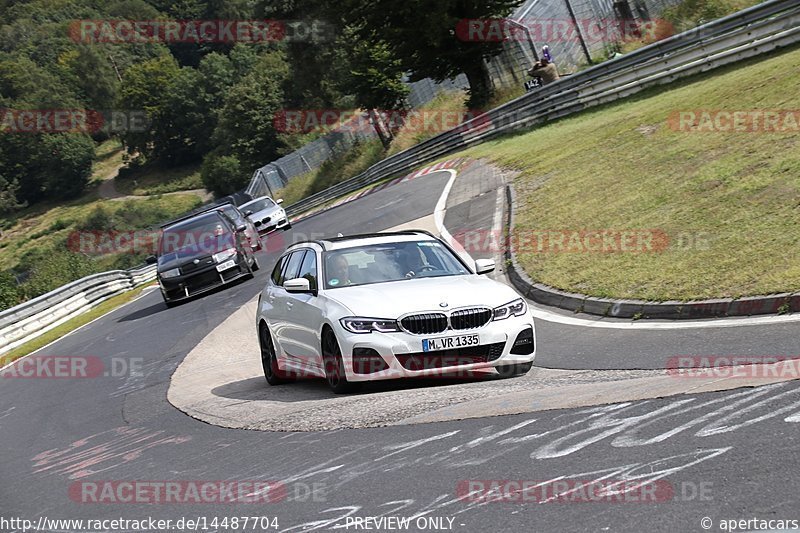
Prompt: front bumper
<box><xmin>255</xmin><ymin>213</ymin><xmax>289</xmax><ymax>234</ymax></box>
<box><xmin>159</xmin><ymin>255</ymin><xmax>251</xmax><ymax>302</ymax></box>
<box><xmin>334</xmin><ymin>313</ymin><xmax>536</xmax><ymax>382</ymax></box>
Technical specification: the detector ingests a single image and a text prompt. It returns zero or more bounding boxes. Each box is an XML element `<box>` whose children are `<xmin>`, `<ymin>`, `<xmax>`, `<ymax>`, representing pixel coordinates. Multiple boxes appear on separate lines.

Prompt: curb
<box><xmin>503</xmin><ymin>185</ymin><xmax>800</xmax><ymax>320</ymax></box>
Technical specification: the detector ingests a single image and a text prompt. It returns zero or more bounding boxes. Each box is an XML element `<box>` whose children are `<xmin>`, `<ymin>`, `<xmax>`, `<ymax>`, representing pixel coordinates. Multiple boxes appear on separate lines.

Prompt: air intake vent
<box><xmin>400</xmin><ymin>313</ymin><xmax>448</xmax><ymax>335</ymax></box>
<box><xmin>450</xmin><ymin>308</ymin><xmax>492</xmax><ymax>330</ymax></box>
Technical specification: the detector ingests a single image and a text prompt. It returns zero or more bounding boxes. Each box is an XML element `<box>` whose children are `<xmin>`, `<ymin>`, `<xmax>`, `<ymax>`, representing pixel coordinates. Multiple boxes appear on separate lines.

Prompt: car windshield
<box><xmin>159</xmin><ymin>217</ymin><xmax>233</xmax><ymax>255</ymax></box>
<box><xmin>219</xmin><ymin>205</ymin><xmax>243</xmax><ymax>223</ymax></box>
<box><xmin>322</xmin><ymin>240</ymin><xmax>468</xmax><ymax>289</ymax></box>
<box><xmin>243</xmin><ymin>198</ymin><xmax>275</xmax><ymax>213</ymax></box>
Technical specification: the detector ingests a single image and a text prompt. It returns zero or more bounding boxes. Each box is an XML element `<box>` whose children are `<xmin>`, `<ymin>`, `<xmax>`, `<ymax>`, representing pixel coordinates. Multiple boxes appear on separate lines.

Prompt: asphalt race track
<box><xmin>2</xmin><ymin>169</ymin><xmax>800</xmax><ymax>532</ymax></box>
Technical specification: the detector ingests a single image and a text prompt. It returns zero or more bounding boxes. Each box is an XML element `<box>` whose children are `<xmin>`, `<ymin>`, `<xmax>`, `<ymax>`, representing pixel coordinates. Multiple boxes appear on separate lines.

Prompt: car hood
<box><xmin>248</xmin><ymin>206</ymin><xmax>283</xmax><ymax>220</ymax></box>
<box><xmin>324</xmin><ymin>275</ymin><xmax>520</xmax><ymax>318</ymax></box>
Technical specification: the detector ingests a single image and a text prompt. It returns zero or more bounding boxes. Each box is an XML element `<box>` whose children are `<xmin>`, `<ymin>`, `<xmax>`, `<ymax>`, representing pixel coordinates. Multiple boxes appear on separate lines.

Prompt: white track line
<box><xmin>432</xmin><ymin>169</ymin><xmax>800</xmax><ymax>331</ymax></box>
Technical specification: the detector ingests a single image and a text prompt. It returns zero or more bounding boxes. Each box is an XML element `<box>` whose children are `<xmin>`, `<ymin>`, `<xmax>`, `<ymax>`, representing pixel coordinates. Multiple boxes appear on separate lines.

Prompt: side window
<box><xmin>271</xmin><ymin>254</ymin><xmax>288</xmax><ymax>285</ymax></box>
<box><xmin>225</xmin><ymin>208</ymin><xmax>242</xmax><ymax>224</ymax></box>
<box><xmin>282</xmin><ymin>251</ymin><xmax>305</xmax><ymax>284</ymax></box>
<box><xmin>297</xmin><ymin>250</ymin><xmax>318</xmax><ymax>291</ymax></box>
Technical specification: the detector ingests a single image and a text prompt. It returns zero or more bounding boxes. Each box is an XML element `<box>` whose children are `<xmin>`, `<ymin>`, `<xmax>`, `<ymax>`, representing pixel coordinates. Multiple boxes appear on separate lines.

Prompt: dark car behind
<box><xmin>156</xmin><ymin>211</ymin><xmax>259</xmax><ymax>306</ymax></box>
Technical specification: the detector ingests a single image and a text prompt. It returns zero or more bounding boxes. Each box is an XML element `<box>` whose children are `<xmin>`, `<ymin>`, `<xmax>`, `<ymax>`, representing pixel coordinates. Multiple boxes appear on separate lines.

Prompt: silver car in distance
<box><xmin>240</xmin><ymin>195</ymin><xmax>291</xmax><ymax>234</ymax></box>
<box><xmin>256</xmin><ymin>230</ymin><xmax>536</xmax><ymax>393</ymax></box>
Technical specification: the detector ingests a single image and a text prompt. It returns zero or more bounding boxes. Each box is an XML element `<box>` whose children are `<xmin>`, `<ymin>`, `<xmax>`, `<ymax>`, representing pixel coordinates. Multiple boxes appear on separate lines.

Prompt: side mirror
<box><xmin>245</xmin><ymin>210</ymin><xmax>253</xmax><ymax>216</ymax></box>
<box><xmin>145</xmin><ymin>255</ymin><xmax>157</xmax><ymax>265</ymax></box>
<box><xmin>475</xmin><ymin>258</ymin><xmax>495</xmax><ymax>275</ymax></box>
<box><xmin>276</xmin><ymin>198</ymin><xmax>284</xmax><ymax>205</ymax></box>
<box><xmin>236</xmin><ymin>224</ymin><xmax>247</xmax><ymax>233</ymax></box>
<box><xmin>284</xmin><ymin>277</ymin><xmax>311</xmax><ymax>293</ymax></box>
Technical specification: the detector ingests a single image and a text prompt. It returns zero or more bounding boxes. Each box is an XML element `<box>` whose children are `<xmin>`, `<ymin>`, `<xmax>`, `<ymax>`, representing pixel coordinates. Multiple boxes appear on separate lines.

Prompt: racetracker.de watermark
<box><xmin>666</xmin><ymin>356</ymin><xmax>800</xmax><ymax>379</ymax></box>
<box><xmin>456</xmin><ymin>479</ymin><xmax>713</xmax><ymax>503</ymax></box>
<box><xmin>69</xmin><ymin>480</ymin><xmax>287</xmax><ymax>504</ymax></box>
<box><xmin>69</xmin><ymin>19</ymin><xmax>334</xmax><ymax>44</ymax></box>
<box><xmin>452</xmin><ymin>229</ymin><xmax>674</xmax><ymax>254</ymax></box>
<box><xmin>273</xmin><ymin>109</ymin><xmax>491</xmax><ymax>135</ymax></box>
<box><xmin>69</xmin><ymin>480</ymin><xmax>327</xmax><ymax>504</ymax></box>
<box><xmin>67</xmin><ymin>229</ymin><xmax>250</xmax><ymax>256</ymax></box>
<box><xmin>0</xmin><ymin>109</ymin><xmax>149</xmax><ymax>134</ymax></box>
<box><xmin>668</xmin><ymin>110</ymin><xmax>800</xmax><ymax>133</ymax></box>
<box><xmin>0</xmin><ymin>356</ymin><xmax>142</xmax><ymax>379</ymax></box>
<box><xmin>455</xmin><ymin>18</ymin><xmax>673</xmax><ymax>44</ymax></box>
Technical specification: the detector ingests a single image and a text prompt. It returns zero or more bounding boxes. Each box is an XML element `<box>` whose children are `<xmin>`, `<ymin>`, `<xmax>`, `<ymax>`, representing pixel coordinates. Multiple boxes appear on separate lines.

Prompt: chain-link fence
<box><xmin>491</xmin><ymin>0</ymin><xmax>686</xmax><ymax>85</ymax></box>
<box><xmin>249</xmin><ymin>127</ymin><xmax>376</xmax><ymax>198</ymax></box>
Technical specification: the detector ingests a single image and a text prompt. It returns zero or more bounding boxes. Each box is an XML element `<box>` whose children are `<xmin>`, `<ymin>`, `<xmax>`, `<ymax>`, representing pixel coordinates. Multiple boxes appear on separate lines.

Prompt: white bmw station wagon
<box><xmin>256</xmin><ymin>231</ymin><xmax>536</xmax><ymax>393</ymax></box>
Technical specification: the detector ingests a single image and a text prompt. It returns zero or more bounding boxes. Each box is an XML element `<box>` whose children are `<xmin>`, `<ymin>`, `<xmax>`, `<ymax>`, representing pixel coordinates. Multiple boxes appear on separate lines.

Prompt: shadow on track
<box><xmin>211</xmin><ymin>370</ymin><xmax>508</xmax><ymax>402</ymax></box>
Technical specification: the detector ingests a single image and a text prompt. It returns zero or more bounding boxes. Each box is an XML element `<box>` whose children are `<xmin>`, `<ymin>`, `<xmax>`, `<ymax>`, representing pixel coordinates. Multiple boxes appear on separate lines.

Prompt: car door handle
<box><xmin>286</xmin><ymin>301</ymin><xmax>294</xmax><ymax>309</ymax></box>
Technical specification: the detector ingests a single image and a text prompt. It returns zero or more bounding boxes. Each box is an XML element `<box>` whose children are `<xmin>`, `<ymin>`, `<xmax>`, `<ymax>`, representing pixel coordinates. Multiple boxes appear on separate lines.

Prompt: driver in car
<box><xmin>400</xmin><ymin>246</ymin><xmax>427</xmax><ymax>278</ymax></box>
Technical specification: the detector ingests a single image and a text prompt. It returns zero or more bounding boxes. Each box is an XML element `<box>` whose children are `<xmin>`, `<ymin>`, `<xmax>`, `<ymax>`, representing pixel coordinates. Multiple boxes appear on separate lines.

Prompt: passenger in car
<box><xmin>328</xmin><ymin>255</ymin><xmax>352</xmax><ymax>286</ymax></box>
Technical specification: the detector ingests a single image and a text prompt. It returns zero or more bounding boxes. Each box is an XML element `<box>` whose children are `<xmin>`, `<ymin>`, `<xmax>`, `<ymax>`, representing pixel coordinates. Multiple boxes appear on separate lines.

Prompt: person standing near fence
<box><xmin>535</xmin><ymin>58</ymin><xmax>560</xmax><ymax>85</ymax></box>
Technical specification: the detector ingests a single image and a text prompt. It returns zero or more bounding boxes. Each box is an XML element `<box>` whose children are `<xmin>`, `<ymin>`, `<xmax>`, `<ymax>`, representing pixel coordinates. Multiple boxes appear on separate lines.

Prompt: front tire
<box><xmin>322</xmin><ymin>329</ymin><xmax>356</xmax><ymax>394</ymax></box>
<box><xmin>497</xmin><ymin>361</ymin><xmax>533</xmax><ymax>378</ymax></box>
<box><xmin>260</xmin><ymin>322</ymin><xmax>289</xmax><ymax>385</ymax></box>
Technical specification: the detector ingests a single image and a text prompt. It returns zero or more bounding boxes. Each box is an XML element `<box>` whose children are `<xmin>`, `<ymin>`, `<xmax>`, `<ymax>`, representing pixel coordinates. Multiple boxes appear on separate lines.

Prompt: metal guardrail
<box><xmin>0</xmin><ymin>264</ymin><xmax>156</xmax><ymax>355</ymax></box>
<box><xmin>271</xmin><ymin>0</ymin><xmax>800</xmax><ymax>218</ymax></box>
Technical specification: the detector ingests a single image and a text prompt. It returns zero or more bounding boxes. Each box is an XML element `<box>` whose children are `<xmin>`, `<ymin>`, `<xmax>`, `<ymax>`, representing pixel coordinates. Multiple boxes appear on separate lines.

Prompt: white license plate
<box><xmin>216</xmin><ymin>260</ymin><xmax>236</xmax><ymax>272</ymax></box>
<box><xmin>423</xmin><ymin>334</ymin><xmax>479</xmax><ymax>352</ymax></box>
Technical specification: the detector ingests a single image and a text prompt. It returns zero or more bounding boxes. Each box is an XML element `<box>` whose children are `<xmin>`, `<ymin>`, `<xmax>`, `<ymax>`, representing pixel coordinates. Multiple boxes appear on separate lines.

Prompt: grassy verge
<box><xmin>0</xmin><ymin>194</ymin><xmax>201</xmax><ymax>310</ymax></box>
<box><xmin>0</xmin><ymin>194</ymin><xmax>202</xmax><ymax>271</ymax></box>
<box><xmin>387</xmin><ymin>91</ymin><xmax>469</xmax><ymax>156</ymax></box>
<box><xmin>115</xmin><ymin>164</ymin><xmax>204</xmax><ymax>196</ymax></box>
<box><xmin>0</xmin><ymin>283</ymin><xmax>154</xmax><ymax>367</ymax></box>
<box><xmin>459</xmin><ymin>45</ymin><xmax>800</xmax><ymax>301</ymax></box>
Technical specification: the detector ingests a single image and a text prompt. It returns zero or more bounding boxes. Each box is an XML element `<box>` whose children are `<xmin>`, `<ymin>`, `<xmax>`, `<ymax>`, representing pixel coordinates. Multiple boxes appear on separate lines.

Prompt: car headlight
<box><xmin>160</xmin><ymin>268</ymin><xmax>180</xmax><ymax>279</ymax></box>
<box><xmin>340</xmin><ymin>317</ymin><xmax>400</xmax><ymax>334</ymax></box>
<box><xmin>493</xmin><ymin>298</ymin><xmax>527</xmax><ymax>320</ymax></box>
<box><xmin>212</xmin><ymin>248</ymin><xmax>237</xmax><ymax>263</ymax></box>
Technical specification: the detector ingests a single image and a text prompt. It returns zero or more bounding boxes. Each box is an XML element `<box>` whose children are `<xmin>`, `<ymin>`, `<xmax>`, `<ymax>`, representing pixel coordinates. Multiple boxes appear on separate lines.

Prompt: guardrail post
<box><xmin>564</xmin><ymin>0</ymin><xmax>593</xmax><ymax>65</ymax></box>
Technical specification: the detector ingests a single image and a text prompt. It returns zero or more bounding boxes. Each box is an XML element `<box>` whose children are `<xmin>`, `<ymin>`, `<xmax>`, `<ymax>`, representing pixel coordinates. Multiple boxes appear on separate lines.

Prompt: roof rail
<box><xmin>325</xmin><ymin>230</ymin><xmax>436</xmax><ymax>242</ymax></box>
<box><xmin>286</xmin><ymin>240</ymin><xmax>328</xmax><ymax>251</ymax></box>
<box><xmin>159</xmin><ymin>204</ymin><xmax>230</xmax><ymax>229</ymax></box>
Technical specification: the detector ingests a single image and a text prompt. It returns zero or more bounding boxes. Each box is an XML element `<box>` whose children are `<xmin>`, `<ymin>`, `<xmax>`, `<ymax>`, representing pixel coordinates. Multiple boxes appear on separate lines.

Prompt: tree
<box><xmin>0</xmin><ymin>132</ymin><xmax>94</xmax><ymax>204</ymax></box>
<box><xmin>117</xmin><ymin>54</ymin><xmax>181</xmax><ymax>160</ymax></box>
<box><xmin>334</xmin><ymin>25</ymin><xmax>410</xmax><ymax>147</ymax></box>
<box><xmin>68</xmin><ymin>45</ymin><xmax>120</xmax><ymax>111</ymax></box>
<box><xmin>257</xmin><ymin>0</ymin><xmax>349</xmax><ymax>109</ymax></box>
<box><xmin>0</xmin><ymin>175</ymin><xmax>24</xmax><ymax>215</ymax></box>
<box><xmin>210</xmin><ymin>51</ymin><xmax>289</xmax><ymax>171</ymax></box>
<box><xmin>201</xmin><ymin>153</ymin><xmax>246</xmax><ymax>196</ymax></box>
<box><xmin>38</xmin><ymin>133</ymin><xmax>95</xmax><ymax>199</ymax></box>
<box><xmin>336</xmin><ymin>0</ymin><xmax>519</xmax><ymax>108</ymax></box>
<box><xmin>337</xmin><ymin>32</ymin><xmax>409</xmax><ymax>111</ymax></box>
